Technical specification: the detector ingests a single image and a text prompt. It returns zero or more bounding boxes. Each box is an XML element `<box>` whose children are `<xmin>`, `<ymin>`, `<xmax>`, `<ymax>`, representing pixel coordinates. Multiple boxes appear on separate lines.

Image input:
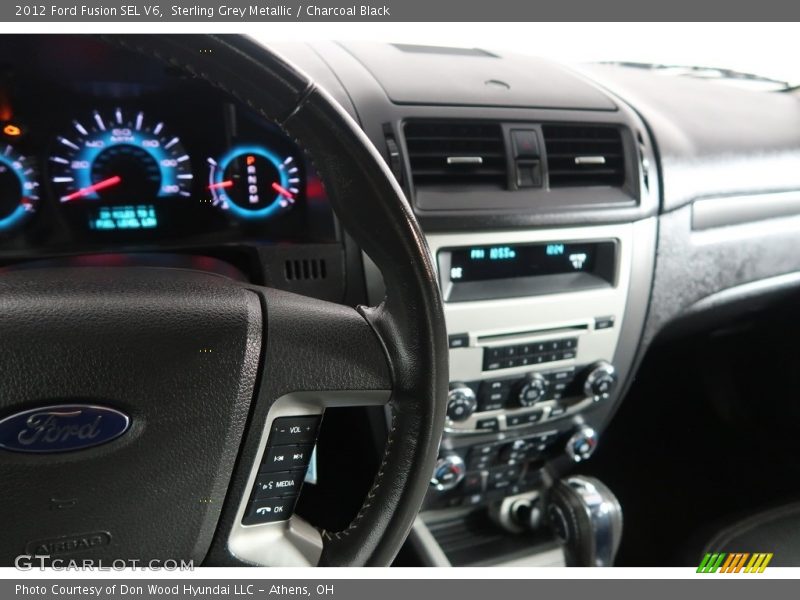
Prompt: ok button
<box><xmin>254</xmin><ymin>470</ymin><xmax>303</xmax><ymax>499</ymax></box>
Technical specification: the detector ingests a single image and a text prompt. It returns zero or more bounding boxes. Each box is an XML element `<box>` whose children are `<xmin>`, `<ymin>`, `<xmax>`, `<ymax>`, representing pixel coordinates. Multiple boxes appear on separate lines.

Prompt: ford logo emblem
<box><xmin>0</xmin><ymin>404</ymin><xmax>130</xmax><ymax>453</ymax></box>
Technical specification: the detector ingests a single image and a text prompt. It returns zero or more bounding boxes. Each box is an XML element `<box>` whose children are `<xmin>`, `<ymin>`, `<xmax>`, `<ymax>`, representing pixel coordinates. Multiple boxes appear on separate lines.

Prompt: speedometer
<box><xmin>49</xmin><ymin>109</ymin><xmax>192</xmax><ymax>204</ymax></box>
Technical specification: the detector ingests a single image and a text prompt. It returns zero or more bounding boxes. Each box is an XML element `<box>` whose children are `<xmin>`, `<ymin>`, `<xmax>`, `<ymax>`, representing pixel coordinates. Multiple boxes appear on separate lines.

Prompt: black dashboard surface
<box><xmin>339</xmin><ymin>42</ymin><xmax>618</xmax><ymax>111</ymax></box>
<box><xmin>0</xmin><ymin>36</ymin><xmax>336</xmax><ymax>261</ymax></box>
<box><xmin>583</xmin><ymin>64</ymin><xmax>800</xmax><ymax>212</ymax></box>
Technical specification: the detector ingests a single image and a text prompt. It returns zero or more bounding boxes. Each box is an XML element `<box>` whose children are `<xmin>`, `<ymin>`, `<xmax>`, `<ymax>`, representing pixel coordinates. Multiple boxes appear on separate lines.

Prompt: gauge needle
<box><xmin>61</xmin><ymin>175</ymin><xmax>122</xmax><ymax>202</ymax></box>
<box><xmin>271</xmin><ymin>182</ymin><xmax>295</xmax><ymax>200</ymax></box>
<box><xmin>208</xmin><ymin>180</ymin><xmax>234</xmax><ymax>190</ymax></box>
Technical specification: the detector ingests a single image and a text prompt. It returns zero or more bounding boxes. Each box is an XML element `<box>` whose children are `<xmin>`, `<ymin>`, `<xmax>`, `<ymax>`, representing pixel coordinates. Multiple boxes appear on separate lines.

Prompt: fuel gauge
<box><xmin>0</xmin><ymin>144</ymin><xmax>38</xmax><ymax>233</ymax></box>
<box><xmin>207</xmin><ymin>145</ymin><xmax>300</xmax><ymax>221</ymax></box>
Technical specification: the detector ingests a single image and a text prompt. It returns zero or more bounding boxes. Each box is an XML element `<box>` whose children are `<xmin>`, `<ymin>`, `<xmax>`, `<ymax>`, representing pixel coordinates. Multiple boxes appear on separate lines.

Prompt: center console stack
<box><xmin>427</xmin><ymin>223</ymin><xmax>631</xmax><ymax>508</ymax></box>
<box><xmin>413</xmin><ymin>218</ymin><xmax>654</xmax><ymax>566</ymax></box>
<box><xmin>315</xmin><ymin>40</ymin><xmax>661</xmax><ymax>567</ymax></box>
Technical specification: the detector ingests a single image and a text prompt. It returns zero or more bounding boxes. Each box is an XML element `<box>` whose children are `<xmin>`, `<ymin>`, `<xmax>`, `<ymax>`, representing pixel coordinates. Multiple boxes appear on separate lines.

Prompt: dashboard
<box><xmin>0</xmin><ymin>36</ymin><xmax>336</xmax><ymax>263</ymax></box>
<box><xmin>3</xmin><ymin>34</ymin><xmax>800</xmax><ymax>568</ymax></box>
<box><xmin>268</xmin><ymin>40</ymin><xmax>800</xmax><ymax>567</ymax></box>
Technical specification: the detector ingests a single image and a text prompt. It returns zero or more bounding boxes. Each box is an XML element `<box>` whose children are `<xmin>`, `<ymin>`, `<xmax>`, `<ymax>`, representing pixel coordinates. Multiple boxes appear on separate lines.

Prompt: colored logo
<box><xmin>697</xmin><ymin>552</ymin><xmax>773</xmax><ymax>573</ymax></box>
<box><xmin>0</xmin><ymin>404</ymin><xmax>130</xmax><ymax>453</ymax></box>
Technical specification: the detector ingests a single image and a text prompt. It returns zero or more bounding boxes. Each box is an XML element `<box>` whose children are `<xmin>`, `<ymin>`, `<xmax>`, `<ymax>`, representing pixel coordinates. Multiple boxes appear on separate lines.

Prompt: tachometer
<box><xmin>0</xmin><ymin>144</ymin><xmax>38</xmax><ymax>233</ymax></box>
<box><xmin>49</xmin><ymin>109</ymin><xmax>192</xmax><ymax>204</ymax></box>
<box><xmin>207</xmin><ymin>145</ymin><xmax>300</xmax><ymax>220</ymax></box>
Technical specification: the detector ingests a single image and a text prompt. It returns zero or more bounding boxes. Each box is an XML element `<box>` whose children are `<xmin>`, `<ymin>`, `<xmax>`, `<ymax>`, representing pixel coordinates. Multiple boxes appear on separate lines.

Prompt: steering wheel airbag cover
<box><xmin>0</xmin><ymin>267</ymin><xmax>262</xmax><ymax>563</ymax></box>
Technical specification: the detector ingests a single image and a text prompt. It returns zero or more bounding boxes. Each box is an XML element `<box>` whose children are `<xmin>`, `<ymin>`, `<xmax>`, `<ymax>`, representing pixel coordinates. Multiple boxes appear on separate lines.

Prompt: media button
<box><xmin>254</xmin><ymin>471</ymin><xmax>304</xmax><ymax>499</ymax></box>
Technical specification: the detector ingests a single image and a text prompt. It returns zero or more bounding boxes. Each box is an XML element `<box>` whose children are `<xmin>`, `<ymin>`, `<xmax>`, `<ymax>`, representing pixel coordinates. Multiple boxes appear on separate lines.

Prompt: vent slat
<box><xmin>405</xmin><ymin>121</ymin><xmax>506</xmax><ymax>187</ymax></box>
<box><xmin>284</xmin><ymin>258</ymin><xmax>327</xmax><ymax>281</ymax></box>
<box><xmin>543</xmin><ymin>124</ymin><xmax>626</xmax><ymax>188</ymax></box>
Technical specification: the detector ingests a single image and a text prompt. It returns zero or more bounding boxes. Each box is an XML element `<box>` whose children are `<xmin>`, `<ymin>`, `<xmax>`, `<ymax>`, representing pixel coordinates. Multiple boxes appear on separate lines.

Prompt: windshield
<box><xmin>256</xmin><ymin>22</ymin><xmax>800</xmax><ymax>91</ymax></box>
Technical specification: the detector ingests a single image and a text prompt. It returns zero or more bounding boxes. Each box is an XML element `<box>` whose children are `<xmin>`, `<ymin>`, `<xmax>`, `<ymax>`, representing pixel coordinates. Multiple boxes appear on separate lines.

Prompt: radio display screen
<box><xmin>447</xmin><ymin>241</ymin><xmax>612</xmax><ymax>283</ymax></box>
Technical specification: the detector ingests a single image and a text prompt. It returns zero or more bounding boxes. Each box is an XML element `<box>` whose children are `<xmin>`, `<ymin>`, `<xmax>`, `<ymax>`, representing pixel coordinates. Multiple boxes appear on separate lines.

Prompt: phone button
<box><xmin>242</xmin><ymin>495</ymin><xmax>299</xmax><ymax>525</ymax></box>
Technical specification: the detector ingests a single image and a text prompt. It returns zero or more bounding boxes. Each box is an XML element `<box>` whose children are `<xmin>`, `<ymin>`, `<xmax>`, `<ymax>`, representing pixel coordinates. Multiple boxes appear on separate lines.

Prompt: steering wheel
<box><xmin>0</xmin><ymin>35</ymin><xmax>448</xmax><ymax>567</ymax></box>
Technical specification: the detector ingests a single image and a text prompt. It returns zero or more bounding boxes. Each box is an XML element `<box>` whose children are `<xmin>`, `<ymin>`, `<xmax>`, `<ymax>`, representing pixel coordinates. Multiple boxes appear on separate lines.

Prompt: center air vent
<box><xmin>542</xmin><ymin>124</ymin><xmax>625</xmax><ymax>188</ymax></box>
<box><xmin>404</xmin><ymin>121</ymin><xmax>506</xmax><ymax>187</ymax></box>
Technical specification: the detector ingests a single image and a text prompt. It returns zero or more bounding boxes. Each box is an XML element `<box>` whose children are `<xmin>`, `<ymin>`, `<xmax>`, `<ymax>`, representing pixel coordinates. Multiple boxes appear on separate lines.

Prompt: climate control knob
<box><xmin>583</xmin><ymin>361</ymin><xmax>617</xmax><ymax>402</ymax></box>
<box><xmin>517</xmin><ymin>373</ymin><xmax>549</xmax><ymax>407</ymax></box>
<box><xmin>447</xmin><ymin>383</ymin><xmax>477</xmax><ymax>422</ymax></box>
<box><xmin>431</xmin><ymin>455</ymin><xmax>466</xmax><ymax>491</ymax></box>
<box><xmin>565</xmin><ymin>426</ymin><xmax>598</xmax><ymax>463</ymax></box>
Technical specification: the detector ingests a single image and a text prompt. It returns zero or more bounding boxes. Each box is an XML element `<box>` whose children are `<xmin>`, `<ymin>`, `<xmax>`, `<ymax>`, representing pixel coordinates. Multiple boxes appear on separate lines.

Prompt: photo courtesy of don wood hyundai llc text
<box><xmin>0</xmin><ymin>8</ymin><xmax>799</xmax><ymax>597</ymax></box>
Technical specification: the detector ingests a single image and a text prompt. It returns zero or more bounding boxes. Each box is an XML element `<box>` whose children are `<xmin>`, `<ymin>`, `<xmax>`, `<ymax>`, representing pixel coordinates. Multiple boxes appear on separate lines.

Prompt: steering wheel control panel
<box><xmin>241</xmin><ymin>415</ymin><xmax>321</xmax><ymax>526</ymax></box>
<box><xmin>419</xmin><ymin>223</ymin><xmax>640</xmax><ymax>514</ymax></box>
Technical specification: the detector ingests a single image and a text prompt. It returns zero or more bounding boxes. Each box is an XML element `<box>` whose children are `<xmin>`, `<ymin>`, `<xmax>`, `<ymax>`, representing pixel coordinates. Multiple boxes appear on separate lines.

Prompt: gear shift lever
<box><xmin>546</xmin><ymin>476</ymin><xmax>623</xmax><ymax>567</ymax></box>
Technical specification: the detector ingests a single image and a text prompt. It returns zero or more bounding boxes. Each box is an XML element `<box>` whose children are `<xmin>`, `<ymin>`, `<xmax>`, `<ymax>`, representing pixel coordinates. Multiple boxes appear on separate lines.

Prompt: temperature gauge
<box><xmin>0</xmin><ymin>144</ymin><xmax>38</xmax><ymax>233</ymax></box>
<box><xmin>207</xmin><ymin>145</ymin><xmax>300</xmax><ymax>220</ymax></box>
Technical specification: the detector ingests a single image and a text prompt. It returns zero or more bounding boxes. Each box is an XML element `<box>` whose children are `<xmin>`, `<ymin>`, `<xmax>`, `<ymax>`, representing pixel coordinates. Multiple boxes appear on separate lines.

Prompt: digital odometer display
<box><xmin>447</xmin><ymin>241</ymin><xmax>612</xmax><ymax>283</ymax></box>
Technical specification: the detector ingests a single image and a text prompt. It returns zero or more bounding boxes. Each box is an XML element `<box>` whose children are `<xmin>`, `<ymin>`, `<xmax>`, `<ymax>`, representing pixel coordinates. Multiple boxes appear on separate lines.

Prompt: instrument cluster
<box><xmin>0</xmin><ymin>36</ymin><xmax>336</xmax><ymax>256</ymax></box>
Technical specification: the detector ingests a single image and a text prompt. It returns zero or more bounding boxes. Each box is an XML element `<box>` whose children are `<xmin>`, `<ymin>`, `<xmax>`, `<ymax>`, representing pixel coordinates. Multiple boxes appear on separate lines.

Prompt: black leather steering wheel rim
<box><xmin>105</xmin><ymin>34</ymin><xmax>449</xmax><ymax>567</ymax></box>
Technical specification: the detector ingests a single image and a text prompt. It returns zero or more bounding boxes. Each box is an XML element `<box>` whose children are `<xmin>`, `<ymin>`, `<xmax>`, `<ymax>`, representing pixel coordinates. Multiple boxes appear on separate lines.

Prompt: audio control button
<box><xmin>517</xmin><ymin>373</ymin><xmax>548</xmax><ymax>407</ymax></box>
<box><xmin>583</xmin><ymin>361</ymin><xmax>618</xmax><ymax>401</ymax></box>
<box><xmin>594</xmin><ymin>316</ymin><xmax>615</xmax><ymax>330</ymax></box>
<box><xmin>260</xmin><ymin>444</ymin><xmax>313</xmax><ymax>473</ymax></box>
<box><xmin>486</xmin><ymin>347</ymin><xmax>503</xmax><ymax>360</ymax></box>
<box><xmin>548</xmin><ymin>368</ymin><xmax>576</xmax><ymax>382</ymax></box>
<box><xmin>479</xmin><ymin>380</ymin><xmax>510</xmax><ymax>411</ymax></box>
<box><xmin>269</xmin><ymin>416</ymin><xmax>321</xmax><ymax>445</ymax></box>
<box><xmin>507</xmin><ymin>411</ymin><xmax>543</xmax><ymax>427</ymax></box>
<box><xmin>476</xmin><ymin>417</ymin><xmax>499</xmax><ymax>432</ymax></box>
<box><xmin>448</xmin><ymin>333</ymin><xmax>469</xmax><ymax>348</ymax></box>
<box><xmin>254</xmin><ymin>471</ymin><xmax>304</xmax><ymax>499</ymax></box>
<box><xmin>561</xmin><ymin>338</ymin><xmax>578</xmax><ymax>349</ymax></box>
<box><xmin>447</xmin><ymin>383</ymin><xmax>477</xmax><ymax>421</ymax></box>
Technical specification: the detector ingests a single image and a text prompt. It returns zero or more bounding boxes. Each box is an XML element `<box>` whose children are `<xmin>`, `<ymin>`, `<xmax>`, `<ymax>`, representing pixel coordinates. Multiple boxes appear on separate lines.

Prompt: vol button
<box><xmin>270</xmin><ymin>416</ymin><xmax>321</xmax><ymax>445</ymax></box>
